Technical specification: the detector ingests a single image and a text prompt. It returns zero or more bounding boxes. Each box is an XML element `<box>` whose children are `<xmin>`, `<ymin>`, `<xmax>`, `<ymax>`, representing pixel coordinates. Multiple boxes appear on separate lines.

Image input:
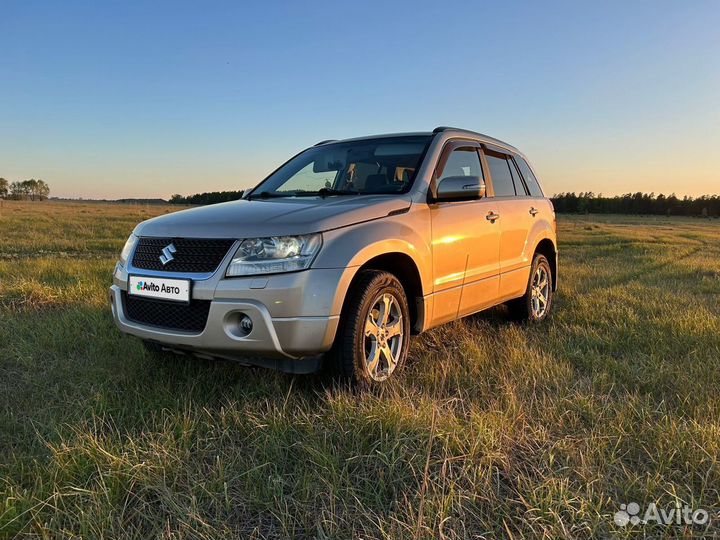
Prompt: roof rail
<box><xmin>314</xmin><ymin>139</ymin><xmax>337</xmax><ymax>146</ymax></box>
<box><xmin>431</xmin><ymin>126</ymin><xmax>518</xmax><ymax>152</ymax></box>
<box><xmin>432</xmin><ymin>126</ymin><xmax>461</xmax><ymax>133</ymax></box>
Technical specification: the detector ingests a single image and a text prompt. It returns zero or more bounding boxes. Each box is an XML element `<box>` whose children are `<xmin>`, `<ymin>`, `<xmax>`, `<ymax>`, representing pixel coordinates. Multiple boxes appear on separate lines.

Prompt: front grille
<box><xmin>131</xmin><ymin>237</ymin><xmax>235</xmax><ymax>273</ymax></box>
<box><xmin>121</xmin><ymin>292</ymin><xmax>211</xmax><ymax>333</ymax></box>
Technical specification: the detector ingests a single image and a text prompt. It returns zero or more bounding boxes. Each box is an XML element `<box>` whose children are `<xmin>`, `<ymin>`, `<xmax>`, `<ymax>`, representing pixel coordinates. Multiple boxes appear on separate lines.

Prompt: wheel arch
<box><xmin>342</xmin><ymin>252</ymin><xmax>426</xmax><ymax>334</ymax></box>
<box><xmin>533</xmin><ymin>238</ymin><xmax>558</xmax><ymax>291</ymax></box>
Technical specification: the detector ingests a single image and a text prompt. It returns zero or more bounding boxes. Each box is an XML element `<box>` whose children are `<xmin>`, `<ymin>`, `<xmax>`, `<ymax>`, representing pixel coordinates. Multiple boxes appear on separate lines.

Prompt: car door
<box><xmin>482</xmin><ymin>148</ymin><xmax>536</xmax><ymax>300</ymax></box>
<box><xmin>429</xmin><ymin>142</ymin><xmax>500</xmax><ymax>324</ymax></box>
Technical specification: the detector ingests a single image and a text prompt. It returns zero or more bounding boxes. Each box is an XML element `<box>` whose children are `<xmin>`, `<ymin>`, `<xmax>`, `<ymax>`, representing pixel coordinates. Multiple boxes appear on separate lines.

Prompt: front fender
<box><xmin>312</xmin><ymin>206</ymin><xmax>432</xmax><ymax>315</ymax></box>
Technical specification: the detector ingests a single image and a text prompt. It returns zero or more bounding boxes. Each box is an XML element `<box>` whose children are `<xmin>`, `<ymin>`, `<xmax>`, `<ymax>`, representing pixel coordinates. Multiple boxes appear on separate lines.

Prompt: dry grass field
<box><xmin>1</xmin><ymin>200</ymin><xmax>719</xmax><ymax>539</ymax></box>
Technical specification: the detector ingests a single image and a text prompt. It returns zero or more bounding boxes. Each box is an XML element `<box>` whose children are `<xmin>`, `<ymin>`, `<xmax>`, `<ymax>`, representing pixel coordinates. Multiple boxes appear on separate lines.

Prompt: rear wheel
<box><xmin>507</xmin><ymin>254</ymin><xmax>553</xmax><ymax>322</ymax></box>
<box><xmin>331</xmin><ymin>270</ymin><xmax>410</xmax><ymax>385</ymax></box>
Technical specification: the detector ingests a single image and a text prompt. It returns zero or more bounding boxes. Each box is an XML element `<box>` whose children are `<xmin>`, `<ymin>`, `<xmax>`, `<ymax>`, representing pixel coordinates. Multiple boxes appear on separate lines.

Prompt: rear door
<box><xmin>481</xmin><ymin>148</ymin><xmax>535</xmax><ymax>301</ymax></box>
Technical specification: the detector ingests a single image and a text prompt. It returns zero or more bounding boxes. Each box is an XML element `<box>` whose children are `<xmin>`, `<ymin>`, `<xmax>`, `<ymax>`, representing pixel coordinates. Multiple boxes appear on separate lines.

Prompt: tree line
<box><xmin>169</xmin><ymin>190</ymin><xmax>244</xmax><ymax>205</ymax></box>
<box><xmin>551</xmin><ymin>192</ymin><xmax>720</xmax><ymax>217</ymax></box>
<box><xmin>167</xmin><ymin>189</ymin><xmax>720</xmax><ymax>217</ymax></box>
<box><xmin>0</xmin><ymin>178</ymin><xmax>51</xmax><ymax>200</ymax></box>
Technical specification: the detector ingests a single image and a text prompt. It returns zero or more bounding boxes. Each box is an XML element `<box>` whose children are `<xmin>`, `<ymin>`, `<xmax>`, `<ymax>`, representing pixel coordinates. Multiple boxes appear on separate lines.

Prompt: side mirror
<box><xmin>435</xmin><ymin>175</ymin><xmax>485</xmax><ymax>201</ymax></box>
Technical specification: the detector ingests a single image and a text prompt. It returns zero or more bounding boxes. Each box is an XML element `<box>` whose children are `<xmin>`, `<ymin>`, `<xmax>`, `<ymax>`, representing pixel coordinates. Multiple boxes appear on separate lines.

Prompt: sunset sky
<box><xmin>2</xmin><ymin>1</ymin><xmax>718</xmax><ymax>199</ymax></box>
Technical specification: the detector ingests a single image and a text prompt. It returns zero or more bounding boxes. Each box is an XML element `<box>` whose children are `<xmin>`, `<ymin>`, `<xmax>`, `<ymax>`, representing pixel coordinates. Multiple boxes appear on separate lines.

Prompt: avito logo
<box><xmin>135</xmin><ymin>280</ymin><xmax>182</xmax><ymax>295</ymax></box>
<box><xmin>136</xmin><ymin>280</ymin><xmax>160</xmax><ymax>292</ymax></box>
<box><xmin>614</xmin><ymin>502</ymin><xmax>710</xmax><ymax>527</ymax></box>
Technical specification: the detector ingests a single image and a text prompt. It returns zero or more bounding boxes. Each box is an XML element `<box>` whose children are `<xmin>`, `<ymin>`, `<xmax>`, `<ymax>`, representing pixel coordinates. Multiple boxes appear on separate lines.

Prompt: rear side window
<box><xmin>515</xmin><ymin>156</ymin><xmax>544</xmax><ymax>197</ymax></box>
<box><xmin>485</xmin><ymin>153</ymin><xmax>516</xmax><ymax>197</ymax></box>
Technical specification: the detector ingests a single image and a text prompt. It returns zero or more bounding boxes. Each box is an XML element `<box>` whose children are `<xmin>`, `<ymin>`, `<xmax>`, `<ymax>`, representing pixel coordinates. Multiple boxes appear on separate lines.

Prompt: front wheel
<box><xmin>507</xmin><ymin>254</ymin><xmax>553</xmax><ymax>322</ymax></box>
<box><xmin>331</xmin><ymin>270</ymin><xmax>411</xmax><ymax>386</ymax></box>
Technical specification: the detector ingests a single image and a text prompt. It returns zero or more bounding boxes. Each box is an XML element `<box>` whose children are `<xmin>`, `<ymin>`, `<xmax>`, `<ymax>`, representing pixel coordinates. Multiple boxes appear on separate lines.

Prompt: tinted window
<box><xmin>508</xmin><ymin>159</ymin><xmax>528</xmax><ymax>195</ymax></box>
<box><xmin>438</xmin><ymin>147</ymin><xmax>483</xmax><ymax>181</ymax></box>
<box><xmin>515</xmin><ymin>157</ymin><xmax>544</xmax><ymax>197</ymax></box>
<box><xmin>485</xmin><ymin>153</ymin><xmax>516</xmax><ymax>196</ymax></box>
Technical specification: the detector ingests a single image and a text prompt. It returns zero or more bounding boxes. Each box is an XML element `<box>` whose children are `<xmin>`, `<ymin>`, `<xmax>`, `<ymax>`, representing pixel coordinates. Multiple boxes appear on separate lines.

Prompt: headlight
<box><xmin>119</xmin><ymin>234</ymin><xmax>138</xmax><ymax>265</ymax></box>
<box><xmin>226</xmin><ymin>234</ymin><xmax>322</xmax><ymax>276</ymax></box>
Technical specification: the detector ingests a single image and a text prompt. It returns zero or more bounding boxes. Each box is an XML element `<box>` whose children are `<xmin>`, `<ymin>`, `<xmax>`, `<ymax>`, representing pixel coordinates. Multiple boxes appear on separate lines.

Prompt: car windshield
<box><xmin>248</xmin><ymin>136</ymin><xmax>431</xmax><ymax>198</ymax></box>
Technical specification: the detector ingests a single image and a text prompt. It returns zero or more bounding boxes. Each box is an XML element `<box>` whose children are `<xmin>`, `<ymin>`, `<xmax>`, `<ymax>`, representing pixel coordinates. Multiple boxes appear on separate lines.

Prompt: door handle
<box><xmin>529</xmin><ymin>207</ymin><xmax>539</xmax><ymax>216</ymax></box>
<box><xmin>486</xmin><ymin>211</ymin><xmax>500</xmax><ymax>223</ymax></box>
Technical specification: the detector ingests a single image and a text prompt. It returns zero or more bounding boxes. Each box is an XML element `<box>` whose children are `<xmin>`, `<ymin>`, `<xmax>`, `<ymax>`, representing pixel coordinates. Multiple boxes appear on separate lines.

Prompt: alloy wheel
<box><xmin>530</xmin><ymin>265</ymin><xmax>550</xmax><ymax>318</ymax></box>
<box><xmin>363</xmin><ymin>292</ymin><xmax>404</xmax><ymax>381</ymax></box>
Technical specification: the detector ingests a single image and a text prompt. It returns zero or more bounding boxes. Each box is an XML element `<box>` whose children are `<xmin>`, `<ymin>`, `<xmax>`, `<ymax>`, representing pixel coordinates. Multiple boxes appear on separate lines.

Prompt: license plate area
<box><xmin>128</xmin><ymin>275</ymin><xmax>191</xmax><ymax>304</ymax></box>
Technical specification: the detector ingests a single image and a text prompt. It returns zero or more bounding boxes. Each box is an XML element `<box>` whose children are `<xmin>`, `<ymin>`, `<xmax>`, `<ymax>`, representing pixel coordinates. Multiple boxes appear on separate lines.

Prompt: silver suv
<box><xmin>111</xmin><ymin>127</ymin><xmax>557</xmax><ymax>385</ymax></box>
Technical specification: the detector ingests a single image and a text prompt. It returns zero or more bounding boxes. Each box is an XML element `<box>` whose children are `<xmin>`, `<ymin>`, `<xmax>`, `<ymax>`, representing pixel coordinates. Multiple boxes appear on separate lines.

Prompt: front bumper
<box><xmin>110</xmin><ymin>265</ymin><xmax>353</xmax><ymax>361</ymax></box>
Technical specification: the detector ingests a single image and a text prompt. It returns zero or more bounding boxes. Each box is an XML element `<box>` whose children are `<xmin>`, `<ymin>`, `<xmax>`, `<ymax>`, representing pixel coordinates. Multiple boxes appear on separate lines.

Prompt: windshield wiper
<box><xmin>296</xmin><ymin>188</ymin><xmax>359</xmax><ymax>197</ymax></box>
<box><xmin>248</xmin><ymin>188</ymin><xmax>359</xmax><ymax>200</ymax></box>
<box><xmin>246</xmin><ymin>191</ymin><xmax>296</xmax><ymax>200</ymax></box>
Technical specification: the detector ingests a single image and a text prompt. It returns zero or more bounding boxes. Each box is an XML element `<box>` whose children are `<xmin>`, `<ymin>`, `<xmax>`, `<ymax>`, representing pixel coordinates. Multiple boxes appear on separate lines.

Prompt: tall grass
<box><xmin>1</xmin><ymin>201</ymin><xmax>719</xmax><ymax>538</ymax></box>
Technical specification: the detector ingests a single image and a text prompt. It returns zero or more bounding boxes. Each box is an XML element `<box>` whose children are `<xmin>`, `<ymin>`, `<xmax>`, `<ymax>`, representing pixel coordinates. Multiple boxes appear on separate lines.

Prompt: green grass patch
<box><xmin>1</xmin><ymin>203</ymin><xmax>719</xmax><ymax>538</ymax></box>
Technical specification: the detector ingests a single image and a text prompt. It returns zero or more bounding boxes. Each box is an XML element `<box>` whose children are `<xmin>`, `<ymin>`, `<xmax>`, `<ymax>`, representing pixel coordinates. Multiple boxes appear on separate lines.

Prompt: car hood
<box><xmin>135</xmin><ymin>195</ymin><xmax>411</xmax><ymax>238</ymax></box>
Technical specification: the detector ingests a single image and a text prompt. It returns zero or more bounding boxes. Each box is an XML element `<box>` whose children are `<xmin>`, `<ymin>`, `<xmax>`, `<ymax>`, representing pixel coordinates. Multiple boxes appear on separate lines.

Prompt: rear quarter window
<box><xmin>515</xmin><ymin>156</ymin><xmax>544</xmax><ymax>197</ymax></box>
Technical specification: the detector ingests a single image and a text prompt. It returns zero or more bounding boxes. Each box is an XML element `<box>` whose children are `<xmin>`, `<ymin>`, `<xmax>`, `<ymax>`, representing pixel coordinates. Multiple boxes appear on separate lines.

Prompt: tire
<box><xmin>331</xmin><ymin>270</ymin><xmax>411</xmax><ymax>386</ymax></box>
<box><xmin>507</xmin><ymin>254</ymin><xmax>553</xmax><ymax>322</ymax></box>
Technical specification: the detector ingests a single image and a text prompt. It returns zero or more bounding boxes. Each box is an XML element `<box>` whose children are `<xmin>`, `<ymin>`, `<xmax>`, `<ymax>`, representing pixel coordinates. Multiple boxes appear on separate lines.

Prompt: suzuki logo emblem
<box><xmin>159</xmin><ymin>243</ymin><xmax>177</xmax><ymax>265</ymax></box>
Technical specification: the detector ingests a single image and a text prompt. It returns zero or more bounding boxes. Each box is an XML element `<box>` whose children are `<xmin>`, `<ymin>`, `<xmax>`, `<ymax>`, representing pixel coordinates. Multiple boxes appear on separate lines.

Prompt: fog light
<box><xmin>238</xmin><ymin>314</ymin><xmax>253</xmax><ymax>336</ymax></box>
<box><xmin>223</xmin><ymin>311</ymin><xmax>255</xmax><ymax>339</ymax></box>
